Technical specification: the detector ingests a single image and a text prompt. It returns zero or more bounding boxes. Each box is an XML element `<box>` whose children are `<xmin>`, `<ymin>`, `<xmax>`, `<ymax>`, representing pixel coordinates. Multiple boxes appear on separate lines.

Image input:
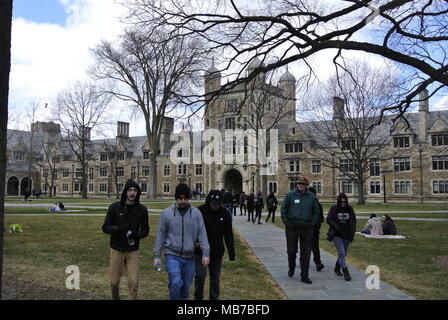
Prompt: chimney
<box><xmin>117</xmin><ymin>121</ymin><xmax>130</xmax><ymax>138</ymax></box>
<box><xmin>333</xmin><ymin>97</ymin><xmax>345</xmax><ymax>120</ymax></box>
<box><xmin>418</xmin><ymin>89</ymin><xmax>429</xmax><ymax>143</ymax></box>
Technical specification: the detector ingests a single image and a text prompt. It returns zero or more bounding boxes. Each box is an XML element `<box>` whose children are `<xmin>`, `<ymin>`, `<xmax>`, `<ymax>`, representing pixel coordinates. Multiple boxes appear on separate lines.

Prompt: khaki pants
<box><xmin>109</xmin><ymin>248</ymin><xmax>140</xmax><ymax>300</ymax></box>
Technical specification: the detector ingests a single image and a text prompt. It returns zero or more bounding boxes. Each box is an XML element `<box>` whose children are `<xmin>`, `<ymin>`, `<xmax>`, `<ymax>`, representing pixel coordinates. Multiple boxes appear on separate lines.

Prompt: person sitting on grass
<box><xmin>382</xmin><ymin>214</ymin><xmax>397</xmax><ymax>235</ymax></box>
<box><xmin>58</xmin><ymin>202</ymin><xmax>65</xmax><ymax>211</ymax></box>
<box><xmin>361</xmin><ymin>214</ymin><xmax>383</xmax><ymax>235</ymax></box>
<box><xmin>49</xmin><ymin>203</ymin><xmax>60</xmax><ymax>212</ymax></box>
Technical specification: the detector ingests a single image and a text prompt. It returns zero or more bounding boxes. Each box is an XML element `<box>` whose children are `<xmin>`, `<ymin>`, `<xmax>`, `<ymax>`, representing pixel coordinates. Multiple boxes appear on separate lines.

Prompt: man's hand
<box><xmin>202</xmin><ymin>257</ymin><xmax>210</xmax><ymax>268</ymax></box>
<box><xmin>153</xmin><ymin>259</ymin><xmax>161</xmax><ymax>268</ymax></box>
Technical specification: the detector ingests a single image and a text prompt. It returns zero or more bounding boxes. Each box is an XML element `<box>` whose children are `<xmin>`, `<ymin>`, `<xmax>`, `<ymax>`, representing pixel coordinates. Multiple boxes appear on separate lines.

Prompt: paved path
<box><xmin>232</xmin><ymin>215</ymin><xmax>414</xmax><ymax>300</ymax></box>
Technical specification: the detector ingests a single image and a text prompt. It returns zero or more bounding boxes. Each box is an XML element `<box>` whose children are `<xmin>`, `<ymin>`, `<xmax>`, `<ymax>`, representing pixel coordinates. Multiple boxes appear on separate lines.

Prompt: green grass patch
<box><xmin>3</xmin><ymin>215</ymin><xmax>285</xmax><ymax>300</ymax></box>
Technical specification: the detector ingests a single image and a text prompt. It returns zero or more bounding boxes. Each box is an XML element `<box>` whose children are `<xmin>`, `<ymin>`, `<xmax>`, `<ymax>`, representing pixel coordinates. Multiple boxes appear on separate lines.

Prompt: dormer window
<box><xmin>341</xmin><ymin>139</ymin><xmax>355</xmax><ymax>151</ymax></box>
<box><xmin>117</xmin><ymin>152</ymin><xmax>125</xmax><ymax>161</ymax></box>
<box><xmin>227</xmin><ymin>99</ymin><xmax>238</xmax><ymax>113</ymax></box>
<box><xmin>14</xmin><ymin>152</ymin><xmax>25</xmax><ymax>161</ymax></box>
<box><xmin>143</xmin><ymin>151</ymin><xmax>149</xmax><ymax>159</ymax></box>
<box><xmin>100</xmin><ymin>153</ymin><xmax>108</xmax><ymax>162</ymax></box>
<box><xmin>431</xmin><ymin>133</ymin><xmax>448</xmax><ymax>146</ymax></box>
<box><xmin>393</xmin><ymin>136</ymin><xmax>410</xmax><ymax>148</ymax></box>
<box><xmin>285</xmin><ymin>142</ymin><xmax>303</xmax><ymax>153</ymax></box>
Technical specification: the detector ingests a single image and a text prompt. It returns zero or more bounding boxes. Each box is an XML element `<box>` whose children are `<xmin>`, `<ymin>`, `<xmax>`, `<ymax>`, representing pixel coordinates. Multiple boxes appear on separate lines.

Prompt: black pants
<box><xmin>194</xmin><ymin>255</ymin><xmax>222</xmax><ymax>300</ymax></box>
<box><xmin>311</xmin><ymin>228</ymin><xmax>322</xmax><ymax>265</ymax></box>
<box><xmin>285</xmin><ymin>224</ymin><xmax>314</xmax><ymax>279</ymax></box>
<box><xmin>240</xmin><ymin>204</ymin><xmax>246</xmax><ymax>215</ymax></box>
<box><xmin>232</xmin><ymin>205</ymin><xmax>238</xmax><ymax>216</ymax></box>
<box><xmin>247</xmin><ymin>208</ymin><xmax>254</xmax><ymax>221</ymax></box>
<box><xmin>254</xmin><ymin>207</ymin><xmax>262</xmax><ymax>223</ymax></box>
<box><xmin>266</xmin><ymin>208</ymin><xmax>276</xmax><ymax>223</ymax></box>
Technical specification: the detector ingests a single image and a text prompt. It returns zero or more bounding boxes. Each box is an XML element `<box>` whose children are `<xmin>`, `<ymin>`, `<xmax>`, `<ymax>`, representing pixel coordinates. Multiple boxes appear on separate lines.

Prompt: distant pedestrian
<box><xmin>239</xmin><ymin>192</ymin><xmax>247</xmax><ymax>216</ymax></box>
<box><xmin>308</xmin><ymin>187</ymin><xmax>324</xmax><ymax>272</ymax></box>
<box><xmin>265</xmin><ymin>192</ymin><xmax>278</xmax><ymax>223</ymax></box>
<box><xmin>326</xmin><ymin>193</ymin><xmax>356</xmax><ymax>281</ymax></box>
<box><xmin>153</xmin><ymin>183</ymin><xmax>209</xmax><ymax>300</ymax></box>
<box><xmin>247</xmin><ymin>193</ymin><xmax>255</xmax><ymax>222</ymax></box>
<box><xmin>254</xmin><ymin>191</ymin><xmax>264</xmax><ymax>224</ymax></box>
<box><xmin>382</xmin><ymin>215</ymin><xmax>397</xmax><ymax>235</ymax></box>
<box><xmin>222</xmin><ymin>189</ymin><xmax>232</xmax><ymax>217</ymax></box>
<box><xmin>281</xmin><ymin>176</ymin><xmax>320</xmax><ymax>284</ymax></box>
<box><xmin>231</xmin><ymin>191</ymin><xmax>239</xmax><ymax>216</ymax></box>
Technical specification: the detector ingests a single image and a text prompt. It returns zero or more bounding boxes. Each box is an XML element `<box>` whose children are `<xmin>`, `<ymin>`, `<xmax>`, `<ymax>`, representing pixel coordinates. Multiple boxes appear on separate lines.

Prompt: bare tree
<box><xmin>127</xmin><ymin>0</ymin><xmax>447</xmax><ymax>121</ymax></box>
<box><xmin>0</xmin><ymin>0</ymin><xmax>13</xmax><ymax>300</ymax></box>
<box><xmin>90</xmin><ymin>28</ymin><xmax>205</xmax><ymax>199</ymax></box>
<box><xmin>53</xmin><ymin>81</ymin><xmax>111</xmax><ymax>199</ymax></box>
<box><xmin>36</xmin><ymin>136</ymin><xmax>64</xmax><ymax>198</ymax></box>
<box><xmin>300</xmin><ymin>60</ymin><xmax>402</xmax><ymax>204</ymax></box>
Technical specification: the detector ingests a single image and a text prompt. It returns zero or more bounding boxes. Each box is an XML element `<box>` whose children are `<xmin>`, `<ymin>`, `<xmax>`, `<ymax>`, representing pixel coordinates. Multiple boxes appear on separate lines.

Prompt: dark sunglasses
<box><xmin>298</xmin><ymin>182</ymin><xmax>307</xmax><ymax>186</ymax></box>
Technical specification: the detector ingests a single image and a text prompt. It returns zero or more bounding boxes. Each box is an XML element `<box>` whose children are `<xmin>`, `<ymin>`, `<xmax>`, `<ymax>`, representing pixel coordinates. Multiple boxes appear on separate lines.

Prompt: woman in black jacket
<box><xmin>265</xmin><ymin>192</ymin><xmax>278</xmax><ymax>223</ymax></box>
<box><xmin>382</xmin><ymin>215</ymin><xmax>397</xmax><ymax>235</ymax></box>
<box><xmin>326</xmin><ymin>193</ymin><xmax>356</xmax><ymax>281</ymax></box>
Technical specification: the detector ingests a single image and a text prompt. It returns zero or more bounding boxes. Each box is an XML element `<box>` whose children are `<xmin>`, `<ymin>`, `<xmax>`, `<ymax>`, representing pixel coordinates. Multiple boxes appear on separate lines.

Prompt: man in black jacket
<box><xmin>308</xmin><ymin>186</ymin><xmax>325</xmax><ymax>271</ymax></box>
<box><xmin>102</xmin><ymin>179</ymin><xmax>149</xmax><ymax>300</ymax></box>
<box><xmin>194</xmin><ymin>190</ymin><xmax>235</xmax><ymax>300</ymax></box>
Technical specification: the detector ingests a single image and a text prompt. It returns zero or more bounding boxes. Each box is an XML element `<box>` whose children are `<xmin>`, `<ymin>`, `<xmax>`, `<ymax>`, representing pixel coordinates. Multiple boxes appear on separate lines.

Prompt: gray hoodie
<box><xmin>153</xmin><ymin>204</ymin><xmax>210</xmax><ymax>259</ymax></box>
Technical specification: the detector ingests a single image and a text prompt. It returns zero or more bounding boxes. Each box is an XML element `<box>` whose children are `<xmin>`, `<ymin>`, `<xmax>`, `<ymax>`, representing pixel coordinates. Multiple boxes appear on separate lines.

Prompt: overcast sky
<box><xmin>9</xmin><ymin>0</ymin><xmax>448</xmax><ymax>137</ymax></box>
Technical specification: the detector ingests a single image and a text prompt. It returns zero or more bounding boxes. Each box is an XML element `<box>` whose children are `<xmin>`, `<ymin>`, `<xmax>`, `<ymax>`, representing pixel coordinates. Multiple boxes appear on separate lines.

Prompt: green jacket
<box><xmin>281</xmin><ymin>189</ymin><xmax>320</xmax><ymax>228</ymax></box>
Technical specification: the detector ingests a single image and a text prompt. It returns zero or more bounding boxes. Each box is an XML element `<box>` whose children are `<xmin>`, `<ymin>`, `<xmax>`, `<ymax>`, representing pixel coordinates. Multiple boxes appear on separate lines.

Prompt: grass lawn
<box><xmin>273</xmin><ymin>218</ymin><xmax>448</xmax><ymax>300</ymax></box>
<box><xmin>3</xmin><ymin>215</ymin><xmax>285</xmax><ymax>300</ymax></box>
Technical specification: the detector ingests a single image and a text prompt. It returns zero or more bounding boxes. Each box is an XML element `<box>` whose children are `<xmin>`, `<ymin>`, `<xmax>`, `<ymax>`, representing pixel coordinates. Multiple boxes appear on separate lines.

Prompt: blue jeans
<box><xmin>165</xmin><ymin>255</ymin><xmax>195</xmax><ymax>300</ymax></box>
<box><xmin>333</xmin><ymin>236</ymin><xmax>350</xmax><ymax>269</ymax></box>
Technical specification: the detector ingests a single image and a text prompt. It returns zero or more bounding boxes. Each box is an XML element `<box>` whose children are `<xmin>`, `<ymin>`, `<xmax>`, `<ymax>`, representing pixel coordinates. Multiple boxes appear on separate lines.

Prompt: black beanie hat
<box><xmin>175</xmin><ymin>183</ymin><xmax>191</xmax><ymax>199</ymax></box>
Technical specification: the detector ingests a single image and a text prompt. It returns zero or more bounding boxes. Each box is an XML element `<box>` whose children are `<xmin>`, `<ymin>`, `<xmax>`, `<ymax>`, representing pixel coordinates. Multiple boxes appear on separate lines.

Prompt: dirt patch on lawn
<box><xmin>433</xmin><ymin>256</ymin><xmax>448</xmax><ymax>269</ymax></box>
<box><xmin>1</xmin><ymin>276</ymin><xmax>109</xmax><ymax>300</ymax></box>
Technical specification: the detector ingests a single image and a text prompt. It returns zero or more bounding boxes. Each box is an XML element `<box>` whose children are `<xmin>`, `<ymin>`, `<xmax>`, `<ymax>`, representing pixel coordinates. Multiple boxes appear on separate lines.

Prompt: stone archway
<box><xmin>20</xmin><ymin>177</ymin><xmax>32</xmax><ymax>195</ymax></box>
<box><xmin>224</xmin><ymin>169</ymin><xmax>243</xmax><ymax>194</ymax></box>
<box><xmin>7</xmin><ymin>176</ymin><xmax>19</xmax><ymax>196</ymax></box>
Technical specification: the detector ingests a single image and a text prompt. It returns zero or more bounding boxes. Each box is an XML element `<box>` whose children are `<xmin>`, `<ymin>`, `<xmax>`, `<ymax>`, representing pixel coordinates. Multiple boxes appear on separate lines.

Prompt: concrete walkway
<box><xmin>232</xmin><ymin>215</ymin><xmax>414</xmax><ymax>300</ymax></box>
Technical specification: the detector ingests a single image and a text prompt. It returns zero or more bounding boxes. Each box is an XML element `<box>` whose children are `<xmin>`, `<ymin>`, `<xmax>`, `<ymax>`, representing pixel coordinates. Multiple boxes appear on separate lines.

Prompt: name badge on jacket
<box><xmin>294</xmin><ymin>200</ymin><xmax>300</xmax><ymax>204</ymax></box>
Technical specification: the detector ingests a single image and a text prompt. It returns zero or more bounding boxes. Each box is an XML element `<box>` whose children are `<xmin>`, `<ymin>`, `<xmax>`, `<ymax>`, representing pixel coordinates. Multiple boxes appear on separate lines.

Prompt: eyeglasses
<box><xmin>340</xmin><ymin>200</ymin><xmax>347</xmax><ymax>203</ymax></box>
<box><xmin>298</xmin><ymin>183</ymin><xmax>307</xmax><ymax>186</ymax></box>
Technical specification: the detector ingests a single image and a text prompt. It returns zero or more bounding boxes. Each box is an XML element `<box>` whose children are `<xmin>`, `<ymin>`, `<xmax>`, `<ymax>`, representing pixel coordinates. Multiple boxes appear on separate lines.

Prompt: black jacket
<box><xmin>383</xmin><ymin>220</ymin><xmax>397</xmax><ymax>235</ymax></box>
<box><xmin>196</xmin><ymin>201</ymin><xmax>235</xmax><ymax>261</ymax></box>
<box><xmin>247</xmin><ymin>195</ymin><xmax>255</xmax><ymax>210</ymax></box>
<box><xmin>326</xmin><ymin>193</ymin><xmax>356</xmax><ymax>241</ymax></box>
<box><xmin>102</xmin><ymin>179</ymin><xmax>149</xmax><ymax>252</ymax></box>
<box><xmin>223</xmin><ymin>192</ymin><xmax>232</xmax><ymax>205</ymax></box>
<box><xmin>315</xmin><ymin>199</ymin><xmax>324</xmax><ymax>230</ymax></box>
<box><xmin>266</xmin><ymin>193</ymin><xmax>278</xmax><ymax>209</ymax></box>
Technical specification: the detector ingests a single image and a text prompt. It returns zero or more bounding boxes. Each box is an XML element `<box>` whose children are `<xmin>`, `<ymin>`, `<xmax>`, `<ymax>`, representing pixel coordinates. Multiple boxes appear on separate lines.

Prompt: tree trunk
<box><xmin>357</xmin><ymin>178</ymin><xmax>366</xmax><ymax>205</ymax></box>
<box><xmin>148</xmin><ymin>152</ymin><xmax>157</xmax><ymax>200</ymax></box>
<box><xmin>0</xmin><ymin>0</ymin><xmax>13</xmax><ymax>300</ymax></box>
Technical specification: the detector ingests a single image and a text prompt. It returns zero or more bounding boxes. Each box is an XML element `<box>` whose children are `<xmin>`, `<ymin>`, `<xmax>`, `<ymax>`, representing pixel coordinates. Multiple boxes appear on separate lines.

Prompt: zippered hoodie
<box><xmin>153</xmin><ymin>204</ymin><xmax>210</xmax><ymax>260</ymax></box>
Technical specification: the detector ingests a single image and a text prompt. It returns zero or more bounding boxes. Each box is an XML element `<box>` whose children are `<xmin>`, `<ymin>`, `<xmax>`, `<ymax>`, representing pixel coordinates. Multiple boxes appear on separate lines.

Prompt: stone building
<box><xmin>5</xmin><ymin>60</ymin><xmax>448</xmax><ymax>203</ymax></box>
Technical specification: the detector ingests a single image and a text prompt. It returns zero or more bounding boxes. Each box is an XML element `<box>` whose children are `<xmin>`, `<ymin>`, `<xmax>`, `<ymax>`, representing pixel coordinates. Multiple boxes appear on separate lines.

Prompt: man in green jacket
<box><xmin>281</xmin><ymin>176</ymin><xmax>320</xmax><ymax>284</ymax></box>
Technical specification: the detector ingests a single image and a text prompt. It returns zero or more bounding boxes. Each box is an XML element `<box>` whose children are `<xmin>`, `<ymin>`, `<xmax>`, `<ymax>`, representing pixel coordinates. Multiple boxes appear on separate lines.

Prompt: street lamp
<box><xmin>108</xmin><ymin>175</ymin><xmax>111</xmax><ymax>199</ymax></box>
<box><xmin>381</xmin><ymin>169</ymin><xmax>392</xmax><ymax>203</ymax></box>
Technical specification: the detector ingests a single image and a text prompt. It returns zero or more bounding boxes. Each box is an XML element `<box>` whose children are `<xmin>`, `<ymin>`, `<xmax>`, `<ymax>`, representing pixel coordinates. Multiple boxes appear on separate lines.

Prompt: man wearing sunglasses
<box><xmin>281</xmin><ymin>176</ymin><xmax>320</xmax><ymax>284</ymax></box>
